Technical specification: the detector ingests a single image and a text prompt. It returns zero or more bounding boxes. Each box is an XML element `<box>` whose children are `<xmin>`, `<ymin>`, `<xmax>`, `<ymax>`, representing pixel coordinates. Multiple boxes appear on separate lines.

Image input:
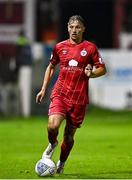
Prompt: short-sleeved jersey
<box><xmin>50</xmin><ymin>39</ymin><xmax>105</xmax><ymax>105</ymax></box>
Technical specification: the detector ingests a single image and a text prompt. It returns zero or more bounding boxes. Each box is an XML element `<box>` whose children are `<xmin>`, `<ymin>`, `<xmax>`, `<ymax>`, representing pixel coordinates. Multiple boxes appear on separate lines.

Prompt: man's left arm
<box><xmin>85</xmin><ymin>44</ymin><xmax>107</xmax><ymax>78</ymax></box>
<box><xmin>90</xmin><ymin>66</ymin><xmax>106</xmax><ymax>78</ymax></box>
<box><xmin>85</xmin><ymin>64</ymin><xmax>106</xmax><ymax>78</ymax></box>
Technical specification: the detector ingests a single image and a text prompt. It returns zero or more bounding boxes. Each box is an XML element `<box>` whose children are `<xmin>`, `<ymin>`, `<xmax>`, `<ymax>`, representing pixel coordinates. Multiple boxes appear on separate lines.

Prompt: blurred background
<box><xmin>0</xmin><ymin>0</ymin><xmax>132</xmax><ymax>117</ymax></box>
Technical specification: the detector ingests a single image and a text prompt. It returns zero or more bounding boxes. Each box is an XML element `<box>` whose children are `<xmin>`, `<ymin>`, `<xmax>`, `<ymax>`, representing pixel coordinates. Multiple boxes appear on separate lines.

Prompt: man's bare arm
<box><xmin>85</xmin><ymin>64</ymin><xmax>107</xmax><ymax>78</ymax></box>
<box><xmin>36</xmin><ymin>63</ymin><xmax>56</xmax><ymax>104</ymax></box>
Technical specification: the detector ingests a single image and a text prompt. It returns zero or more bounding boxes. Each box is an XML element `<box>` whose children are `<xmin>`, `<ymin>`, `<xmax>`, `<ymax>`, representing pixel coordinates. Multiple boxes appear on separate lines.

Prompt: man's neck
<box><xmin>69</xmin><ymin>38</ymin><xmax>83</xmax><ymax>44</ymax></box>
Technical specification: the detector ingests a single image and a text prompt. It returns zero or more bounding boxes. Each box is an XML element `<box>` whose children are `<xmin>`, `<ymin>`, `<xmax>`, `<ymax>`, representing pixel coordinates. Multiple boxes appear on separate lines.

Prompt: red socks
<box><xmin>48</xmin><ymin>128</ymin><xmax>58</xmax><ymax>145</ymax></box>
<box><xmin>60</xmin><ymin>140</ymin><xmax>74</xmax><ymax>162</ymax></box>
<box><xmin>48</xmin><ymin>128</ymin><xmax>74</xmax><ymax>162</ymax></box>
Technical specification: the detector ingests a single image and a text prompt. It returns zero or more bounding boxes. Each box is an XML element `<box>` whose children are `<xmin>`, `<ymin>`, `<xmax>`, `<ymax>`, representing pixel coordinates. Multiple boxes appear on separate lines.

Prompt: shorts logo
<box><xmin>50</xmin><ymin>53</ymin><xmax>53</xmax><ymax>60</ymax></box>
<box><xmin>62</xmin><ymin>50</ymin><xmax>67</xmax><ymax>54</ymax></box>
<box><xmin>80</xmin><ymin>49</ymin><xmax>87</xmax><ymax>56</ymax></box>
<box><xmin>68</xmin><ymin>59</ymin><xmax>78</xmax><ymax>66</ymax></box>
<box><xmin>99</xmin><ymin>57</ymin><xmax>104</xmax><ymax>64</ymax></box>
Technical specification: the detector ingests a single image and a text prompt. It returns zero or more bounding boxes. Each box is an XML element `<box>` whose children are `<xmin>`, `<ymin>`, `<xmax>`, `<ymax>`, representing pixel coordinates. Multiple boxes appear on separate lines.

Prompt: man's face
<box><xmin>68</xmin><ymin>20</ymin><xmax>85</xmax><ymax>42</ymax></box>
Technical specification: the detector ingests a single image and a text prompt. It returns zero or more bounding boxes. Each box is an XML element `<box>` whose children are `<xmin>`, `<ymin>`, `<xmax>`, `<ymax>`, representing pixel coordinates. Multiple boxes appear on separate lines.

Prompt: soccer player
<box><xmin>36</xmin><ymin>15</ymin><xmax>106</xmax><ymax>174</ymax></box>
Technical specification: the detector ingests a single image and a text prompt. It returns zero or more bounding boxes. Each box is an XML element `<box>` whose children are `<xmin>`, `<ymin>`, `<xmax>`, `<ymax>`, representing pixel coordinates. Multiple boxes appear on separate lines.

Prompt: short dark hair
<box><xmin>68</xmin><ymin>15</ymin><xmax>86</xmax><ymax>27</ymax></box>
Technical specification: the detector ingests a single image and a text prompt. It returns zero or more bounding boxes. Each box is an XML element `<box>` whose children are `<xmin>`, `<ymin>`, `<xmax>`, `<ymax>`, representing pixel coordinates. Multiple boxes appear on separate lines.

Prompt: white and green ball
<box><xmin>35</xmin><ymin>158</ymin><xmax>56</xmax><ymax>176</ymax></box>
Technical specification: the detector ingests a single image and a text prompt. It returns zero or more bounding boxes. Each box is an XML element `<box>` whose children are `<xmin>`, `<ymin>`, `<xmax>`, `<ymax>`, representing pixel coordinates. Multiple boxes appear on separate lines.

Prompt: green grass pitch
<box><xmin>0</xmin><ymin>106</ymin><xmax>132</xmax><ymax>179</ymax></box>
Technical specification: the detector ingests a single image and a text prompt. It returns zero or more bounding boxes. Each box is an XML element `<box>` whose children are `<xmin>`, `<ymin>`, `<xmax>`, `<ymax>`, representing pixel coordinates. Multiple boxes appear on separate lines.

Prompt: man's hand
<box><xmin>36</xmin><ymin>89</ymin><xmax>46</xmax><ymax>104</ymax></box>
<box><xmin>84</xmin><ymin>64</ymin><xmax>93</xmax><ymax>77</ymax></box>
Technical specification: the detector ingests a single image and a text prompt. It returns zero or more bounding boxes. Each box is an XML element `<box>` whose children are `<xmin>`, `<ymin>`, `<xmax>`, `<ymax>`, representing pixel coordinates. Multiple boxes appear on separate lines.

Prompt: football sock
<box><xmin>60</xmin><ymin>140</ymin><xmax>74</xmax><ymax>162</ymax></box>
<box><xmin>57</xmin><ymin>160</ymin><xmax>65</xmax><ymax>174</ymax></box>
<box><xmin>42</xmin><ymin>141</ymin><xmax>58</xmax><ymax>159</ymax></box>
<box><xmin>48</xmin><ymin>128</ymin><xmax>58</xmax><ymax>145</ymax></box>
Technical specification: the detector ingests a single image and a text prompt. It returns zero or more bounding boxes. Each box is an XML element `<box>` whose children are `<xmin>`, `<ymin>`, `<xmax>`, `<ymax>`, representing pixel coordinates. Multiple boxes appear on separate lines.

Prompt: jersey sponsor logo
<box><xmin>63</xmin><ymin>66</ymin><xmax>83</xmax><ymax>72</ymax></box>
<box><xmin>80</xmin><ymin>49</ymin><xmax>87</xmax><ymax>56</ymax></box>
<box><xmin>68</xmin><ymin>59</ymin><xmax>78</xmax><ymax>66</ymax></box>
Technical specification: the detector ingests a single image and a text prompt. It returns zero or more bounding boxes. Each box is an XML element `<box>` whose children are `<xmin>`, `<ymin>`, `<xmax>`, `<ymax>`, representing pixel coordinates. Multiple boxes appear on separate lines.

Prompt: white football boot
<box><xmin>56</xmin><ymin>160</ymin><xmax>65</xmax><ymax>174</ymax></box>
<box><xmin>42</xmin><ymin>141</ymin><xmax>58</xmax><ymax>159</ymax></box>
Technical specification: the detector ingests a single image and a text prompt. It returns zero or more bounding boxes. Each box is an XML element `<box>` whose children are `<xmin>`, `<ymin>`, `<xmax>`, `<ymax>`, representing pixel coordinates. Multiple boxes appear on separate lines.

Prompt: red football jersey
<box><xmin>50</xmin><ymin>40</ymin><xmax>105</xmax><ymax>105</ymax></box>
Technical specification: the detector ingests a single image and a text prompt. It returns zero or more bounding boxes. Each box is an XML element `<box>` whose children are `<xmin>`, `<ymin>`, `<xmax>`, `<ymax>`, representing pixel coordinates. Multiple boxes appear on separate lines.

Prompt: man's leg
<box><xmin>57</xmin><ymin>104</ymin><xmax>86</xmax><ymax>173</ymax></box>
<box><xmin>42</xmin><ymin>114</ymin><xmax>64</xmax><ymax>159</ymax></box>
<box><xmin>57</xmin><ymin>122</ymin><xmax>77</xmax><ymax>173</ymax></box>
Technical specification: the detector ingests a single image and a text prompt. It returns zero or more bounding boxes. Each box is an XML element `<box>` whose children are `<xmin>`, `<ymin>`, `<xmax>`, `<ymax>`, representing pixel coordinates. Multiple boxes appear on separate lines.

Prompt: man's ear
<box><xmin>83</xmin><ymin>26</ymin><xmax>85</xmax><ymax>32</ymax></box>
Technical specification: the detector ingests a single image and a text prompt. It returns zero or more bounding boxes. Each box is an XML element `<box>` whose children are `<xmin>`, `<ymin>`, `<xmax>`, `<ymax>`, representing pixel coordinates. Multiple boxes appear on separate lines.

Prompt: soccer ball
<box><xmin>35</xmin><ymin>158</ymin><xmax>56</xmax><ymax>176</ymax></box>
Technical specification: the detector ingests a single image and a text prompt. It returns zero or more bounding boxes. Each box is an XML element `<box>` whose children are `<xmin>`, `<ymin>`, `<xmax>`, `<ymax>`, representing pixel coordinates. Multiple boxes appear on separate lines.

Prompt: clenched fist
<box><xmin>84</xmin><ymin>64</ymin><xmax>93</xmax><ymax>77</ymax></box>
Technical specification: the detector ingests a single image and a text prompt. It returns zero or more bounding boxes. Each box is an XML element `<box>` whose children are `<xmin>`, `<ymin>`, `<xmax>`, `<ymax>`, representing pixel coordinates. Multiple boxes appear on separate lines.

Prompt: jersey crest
<box><xmin>80</xmin><ymin>49</ymin><xmax>87</xmax><ymax>56</ymax></box>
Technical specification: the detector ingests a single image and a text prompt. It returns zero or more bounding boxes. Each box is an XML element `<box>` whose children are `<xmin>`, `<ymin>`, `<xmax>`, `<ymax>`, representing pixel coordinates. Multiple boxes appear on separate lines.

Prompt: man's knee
<box><xmin>48</xmin><ymin>114</ymin><xmax>64</xmax><ymax>132</ymax></box>
<box><xmin>47</xmin><ymin>123</ymin><xmax>58</xmax><ymax>132</ymax></box>
<box><xmin>64</xmin><ymin>125</ymin><xmax>76</xmax><ymax>143</ymax></box>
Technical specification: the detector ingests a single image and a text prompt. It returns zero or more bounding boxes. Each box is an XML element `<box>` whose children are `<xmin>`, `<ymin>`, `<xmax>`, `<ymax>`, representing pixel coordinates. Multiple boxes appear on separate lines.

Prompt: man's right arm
<box><xmin>36</xmin><ymin>62</ymin><xmax>56</xmax><ymax>104</ymax></box>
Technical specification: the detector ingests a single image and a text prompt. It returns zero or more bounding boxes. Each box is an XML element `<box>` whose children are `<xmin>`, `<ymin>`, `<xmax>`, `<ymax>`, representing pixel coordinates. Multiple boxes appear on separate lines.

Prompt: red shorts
<box><xmin>48</xmin><ymin>97</ymin><xmax>87</xmax><ymax>128</ymax></box>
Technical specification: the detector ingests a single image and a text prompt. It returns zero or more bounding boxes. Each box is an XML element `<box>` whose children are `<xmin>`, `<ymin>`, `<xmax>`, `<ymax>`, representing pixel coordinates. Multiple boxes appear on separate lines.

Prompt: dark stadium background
<box><xmin>36</xmin><ymin>0</ymin><xmax>114</xmax><ymax>48</ymax></box>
